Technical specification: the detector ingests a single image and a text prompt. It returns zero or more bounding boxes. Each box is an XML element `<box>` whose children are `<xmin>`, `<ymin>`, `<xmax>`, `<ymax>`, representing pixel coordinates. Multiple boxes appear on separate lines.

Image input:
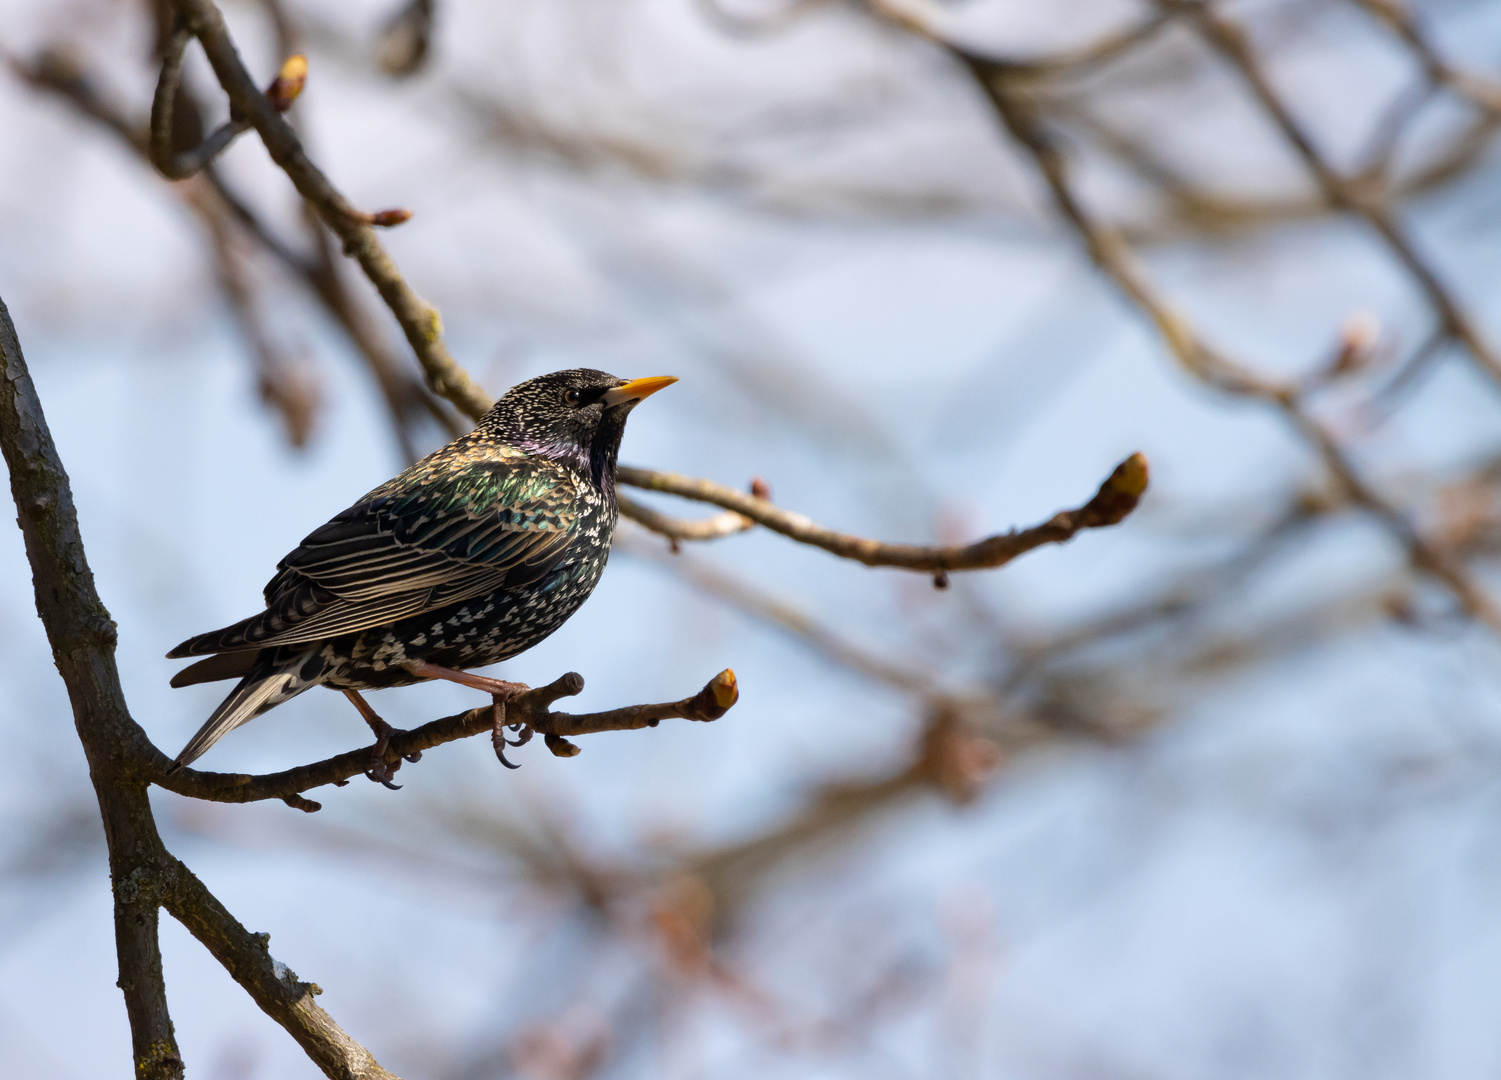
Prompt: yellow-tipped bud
<box><xmin>266</xmin><ymin>54</ymin><xmax>307</xmax><ymax>111</ymax></box>
<box><xmin>709</xmin><ymin>669</ymin><xmax>738</xmax><ymax>710</ymax></box>
<box><xmin>1109</xmin><ymin>452</ymin><xmax>1150</xmax><ymax>499</ymax></box>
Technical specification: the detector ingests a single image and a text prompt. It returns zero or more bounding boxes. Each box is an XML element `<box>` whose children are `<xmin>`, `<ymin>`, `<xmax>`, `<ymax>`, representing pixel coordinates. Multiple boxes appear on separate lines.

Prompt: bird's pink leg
<box><xmin>403</xmin><ymin>661</ymin><xmax>533</xmax><ymax>768</ymax></box>
<box><xmin>402</xmin><ymin>660</ymin><xmax>530</xmax><ymax>697</ymax></box>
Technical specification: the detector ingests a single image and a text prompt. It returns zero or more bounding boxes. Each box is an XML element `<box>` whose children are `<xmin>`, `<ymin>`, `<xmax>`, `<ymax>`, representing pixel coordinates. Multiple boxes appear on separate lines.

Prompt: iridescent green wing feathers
<box><xmin>168</xmin><ymin>457</ymin><xmax>579</xmax><ymax>656</ymax></box>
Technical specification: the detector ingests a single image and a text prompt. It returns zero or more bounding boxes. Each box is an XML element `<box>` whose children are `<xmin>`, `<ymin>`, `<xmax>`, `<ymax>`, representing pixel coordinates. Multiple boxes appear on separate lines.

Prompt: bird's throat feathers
<box><xmin>485</xmin><ymin>412</ymin><xmax>625</xmax><ymax>496</ymax></box>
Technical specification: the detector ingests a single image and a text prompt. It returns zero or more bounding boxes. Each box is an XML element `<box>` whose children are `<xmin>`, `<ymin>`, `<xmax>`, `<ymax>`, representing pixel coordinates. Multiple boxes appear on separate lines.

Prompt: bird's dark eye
<box><xmin>561</xmin><ymin>388</ymin><xmax>582</xmax><ymax>407</ymax></box>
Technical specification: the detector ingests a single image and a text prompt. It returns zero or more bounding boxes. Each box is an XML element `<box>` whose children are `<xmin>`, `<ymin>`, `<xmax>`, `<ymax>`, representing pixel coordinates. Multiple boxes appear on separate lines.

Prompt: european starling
<box><xmin>166</xmin><ymin>368</ymin><xmax>675</xmax><ymax>777</ymax></box>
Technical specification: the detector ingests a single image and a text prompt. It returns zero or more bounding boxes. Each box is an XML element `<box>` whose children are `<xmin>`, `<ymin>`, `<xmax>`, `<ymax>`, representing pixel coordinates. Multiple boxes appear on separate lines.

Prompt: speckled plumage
<box><xmin>167</xmin><ymin>368</ymin><xmax>671</xmax><ymax>769</ymax></box>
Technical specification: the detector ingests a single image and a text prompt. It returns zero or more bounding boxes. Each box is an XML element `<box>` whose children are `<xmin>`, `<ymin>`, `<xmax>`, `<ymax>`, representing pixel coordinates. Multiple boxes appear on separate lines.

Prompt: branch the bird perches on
<box><xmin>158</xmin><ymin>669</ymin><xmax>741</xmax><ymax>813</ymax></box>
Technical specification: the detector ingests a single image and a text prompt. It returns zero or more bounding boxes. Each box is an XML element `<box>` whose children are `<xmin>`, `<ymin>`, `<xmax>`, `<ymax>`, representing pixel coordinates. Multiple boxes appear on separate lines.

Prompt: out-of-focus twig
<box><xmin>1348</xmin><ymin>0</ymin><xmax>1501</xmax><ymax>114</ymax></box>
<box><xmin>692</xmin><ymin>0</ymin><xmax>835</xmax><ymax>38</ymax></box>
<box><xmin>1165</xmin><ymin>0</ymin><xmax>1501</xmax><ymax>390</ymax></box>
<box><xmin>3</xmin><ymin>44</ymin><xmax>146</xmax><ymax>150</ymax></box>
<box><xmin>876</xmin><ymin>21</ymin><xmax>1501</xmax><ymax>629</ymax></box>
<box><xmin>617</xmin><ymin>494</ymin><xmax>753</xmax><ymax>545</ymax></box>
<box><xmin>207</xmin><ymin>167</ymin><xmax>464</xmax><ymax>457</ymax></box>
<box><xmin>167</xmin><ymin>0</ymin><xmax>492</xmax><ymax>419</ymax></box>
<box><xmin>617</xmin><ymin>528</ymin><xmax>944</xmax><ymax>696</ymax></box>
<box><xmin>190</xmin><ymin>184</ymin><xmax>321</xmax><ymax>447</ymax></box>
<box><xmin>375</xmin><ymin>0</ymin><xmax>434</xmax><ymax>77</ymax></box>
<box><xmin>961</xmin><ymin>9</ymin><xmax>1176</xmax><ymax>80</ymax></box>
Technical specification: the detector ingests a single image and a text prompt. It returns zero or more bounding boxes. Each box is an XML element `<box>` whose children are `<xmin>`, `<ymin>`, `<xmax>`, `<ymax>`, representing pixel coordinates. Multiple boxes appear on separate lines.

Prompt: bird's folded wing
<box><xmin>168</xmin><ymin>459</ymin><xmax>579</xmax><ymax>656</ymax></box>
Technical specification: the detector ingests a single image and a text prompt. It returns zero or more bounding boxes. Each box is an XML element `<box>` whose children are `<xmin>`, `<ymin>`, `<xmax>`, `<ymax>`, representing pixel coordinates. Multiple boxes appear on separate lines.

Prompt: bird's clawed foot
<box><xmin>344</xmin><ymin>689</ymin><xmax>419</xmax><ymax>789</ymax></box>
<box><xmin>489</xmin><ymin>682</ymin><xmax>533</xmax><ymax>769</ymax></box>
<box><xmin>365</xmin><ymin>715</ymin><xmax>416</xmax><ymax>788</ymax></box>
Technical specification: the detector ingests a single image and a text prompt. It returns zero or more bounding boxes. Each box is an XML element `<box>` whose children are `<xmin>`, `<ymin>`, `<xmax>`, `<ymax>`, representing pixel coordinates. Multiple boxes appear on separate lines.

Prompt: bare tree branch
<box><xmin>0</xmin><ymin>293</ymin><xmax>399</xmax><ymax>1079</ymax></box>
<box><xmin>149</xmin><ymin>22</ymin><xmax>250</xmax><ymax>179</ymax></box>
<box><xmin>157</xmin><ymin>669</ymin><xmax>739</xmax><ymax>811</ymax></box>
<box><xmin>875</xmin><ymin>25</ymin><xmax>1501</xmax><ymax>629</ymax></box>
<box><xmin>167</xmin><ymin>0</ymin><xmax>493</xmax><ymax>418</ymax></box>
<box><xmin>157</xmin><ymin>855</ymin><xmax>400</xmax><ymax>1080</ymax></box>
<box><xmin>617</xmin><ymin>453</ymin><xmax>1149</xmax><ymax>573</ymax></box>
<box><xmin>0</xmin><ymin>294</ymin><xmax>184</xmax><ymax>1080</ymax></box>
<box><xmin>1166</xmin><ymin>0</ymin><xmax>1501</xmax><ymax>390</ymax></box>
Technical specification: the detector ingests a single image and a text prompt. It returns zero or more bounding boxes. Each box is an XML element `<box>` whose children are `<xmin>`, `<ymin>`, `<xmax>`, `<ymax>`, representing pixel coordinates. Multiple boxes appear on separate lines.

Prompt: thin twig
<box><xmin>958</xmin><ymin>9</ymin><xmax>1176</xmax><ymax>81</ymax></box>
<box><xmin>190</xmin><ymin>184</ymin><xmax>321</xmax><ymax>446</ymax></box>
<box><xmin>1347</xmin><ymin>0</ymin><xmax>1501</xmax><ymax>114</ymax></box>
<box><xmin>616</xmin><ymin>529</ymin><xmax>943</xmax><ymax>696</ymax></box>
<box><xmin>923</xmin><ymin>35</ymin><xmax>1501</xmax><ymax>628</ymax></box>
<box><xmin>149</xmin><ymin>23</ymin><xmax>250</xmax><ymax>179</ymax></box>
<box><xmin>168</xmin><ymin>0</ymin><xmax>493</xmax><ymax>419</ymax></box>
<box><xmin>4</xmin><ymin>45</ymin><xmax>146</xmax><ymax>150</ymax></box>
<box><xmin>617</xmin><ymin>493</ymin><xmax>753</xmax><ymax>544</ymax></box>
<box><xmin>617</xmin><ymin>453</ymin><xmax>1149</xmax><ymax>572</ymax></box>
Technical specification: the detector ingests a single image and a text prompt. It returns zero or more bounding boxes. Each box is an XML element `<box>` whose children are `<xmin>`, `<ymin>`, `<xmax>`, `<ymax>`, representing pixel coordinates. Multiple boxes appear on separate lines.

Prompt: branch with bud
<box><xmin>150</xmin><ymin>34</ymin><xmax>306</xmax><ymax>179</ymax></box>
<box><xmin>617</xmin><ymin>454</ymin><xmax>1150</xmax><ymax>572</ymax></box>
<box><xmin>154</xmin><ymin>669</ymin><xmax>740</xmax><ymax>812</ymax></box>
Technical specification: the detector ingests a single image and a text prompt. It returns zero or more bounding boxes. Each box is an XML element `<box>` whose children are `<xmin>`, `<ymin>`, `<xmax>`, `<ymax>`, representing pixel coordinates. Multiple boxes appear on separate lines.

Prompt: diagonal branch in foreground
<box><xmin>157</xmin><ymin>669</ymin><xmax>740</xmax><ymax>812</ymax></box>
<box><xmin>0</xmin><ymin>294</ymin><xmax>399</xmax><ymax>1080</ymax></box>
<box><xmin>157</xmin><ymin>853</ymin><xmax>397</xmax><ymax>1080</ymax></box>
<box><xmin>618</xmin><ymin>453</ymin><xmax>1149</xmax><ymax>572</ymax></box>
<box><xmin>0</xmin><ymin>295</ymin><xmax>183</xmax><ymax>1079</ymax></box>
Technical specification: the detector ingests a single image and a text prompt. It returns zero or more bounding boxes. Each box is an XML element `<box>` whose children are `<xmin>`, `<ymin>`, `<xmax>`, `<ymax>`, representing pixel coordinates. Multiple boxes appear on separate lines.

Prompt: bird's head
<box><xmin>482</xmin><ymin>369</ymin><xmax>676</xmax><ymax>485</ymax></box>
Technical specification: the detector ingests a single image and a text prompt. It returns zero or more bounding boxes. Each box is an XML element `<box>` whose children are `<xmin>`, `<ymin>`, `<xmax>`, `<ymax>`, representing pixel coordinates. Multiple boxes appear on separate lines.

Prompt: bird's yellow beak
<box><xmin>601</xmin><ymin>376</ymin><xmax>677</xmax><ymax>408</ymax></box>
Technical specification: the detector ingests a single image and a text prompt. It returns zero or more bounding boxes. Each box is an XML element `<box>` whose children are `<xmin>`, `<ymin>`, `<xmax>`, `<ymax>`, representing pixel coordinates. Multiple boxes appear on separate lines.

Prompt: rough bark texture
<box><xmin>0</xmin><ymin>293</ymin><xmax>400</xmax><ymax>1080</ymax></box>
<box><xmin>0</xmin><ymin>294</ymin><xmax>184</xmax><ymax>1080</ymax></box>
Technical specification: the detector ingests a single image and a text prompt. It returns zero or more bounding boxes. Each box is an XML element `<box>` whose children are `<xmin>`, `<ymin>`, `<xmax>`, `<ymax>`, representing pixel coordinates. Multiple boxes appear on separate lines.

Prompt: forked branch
<box><xmin>167</xmin><ymin>0</ymin><xmax>492</xmax><ymax>418</ymax></box>
<box><xmin>1</xmin><ymin>294</ymin><xmax>398</xmax><ymax>1079</ymax></box>
<box><xmin>149</xmin><ymin>26</ymin><xmax>306</xmax><ymax>180</ymax></box>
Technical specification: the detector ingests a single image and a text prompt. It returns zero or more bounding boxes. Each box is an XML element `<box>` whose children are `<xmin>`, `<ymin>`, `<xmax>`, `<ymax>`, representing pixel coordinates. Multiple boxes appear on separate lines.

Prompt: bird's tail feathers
<box><xmin>169</xmin><ymin>650</ymin><xmax>260</xmax><ymax>688</ymax></box>
<box><xmin>169</xmin><ymin>660</ymin><xmax>316</xmax><ymax>771</ymax></box>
